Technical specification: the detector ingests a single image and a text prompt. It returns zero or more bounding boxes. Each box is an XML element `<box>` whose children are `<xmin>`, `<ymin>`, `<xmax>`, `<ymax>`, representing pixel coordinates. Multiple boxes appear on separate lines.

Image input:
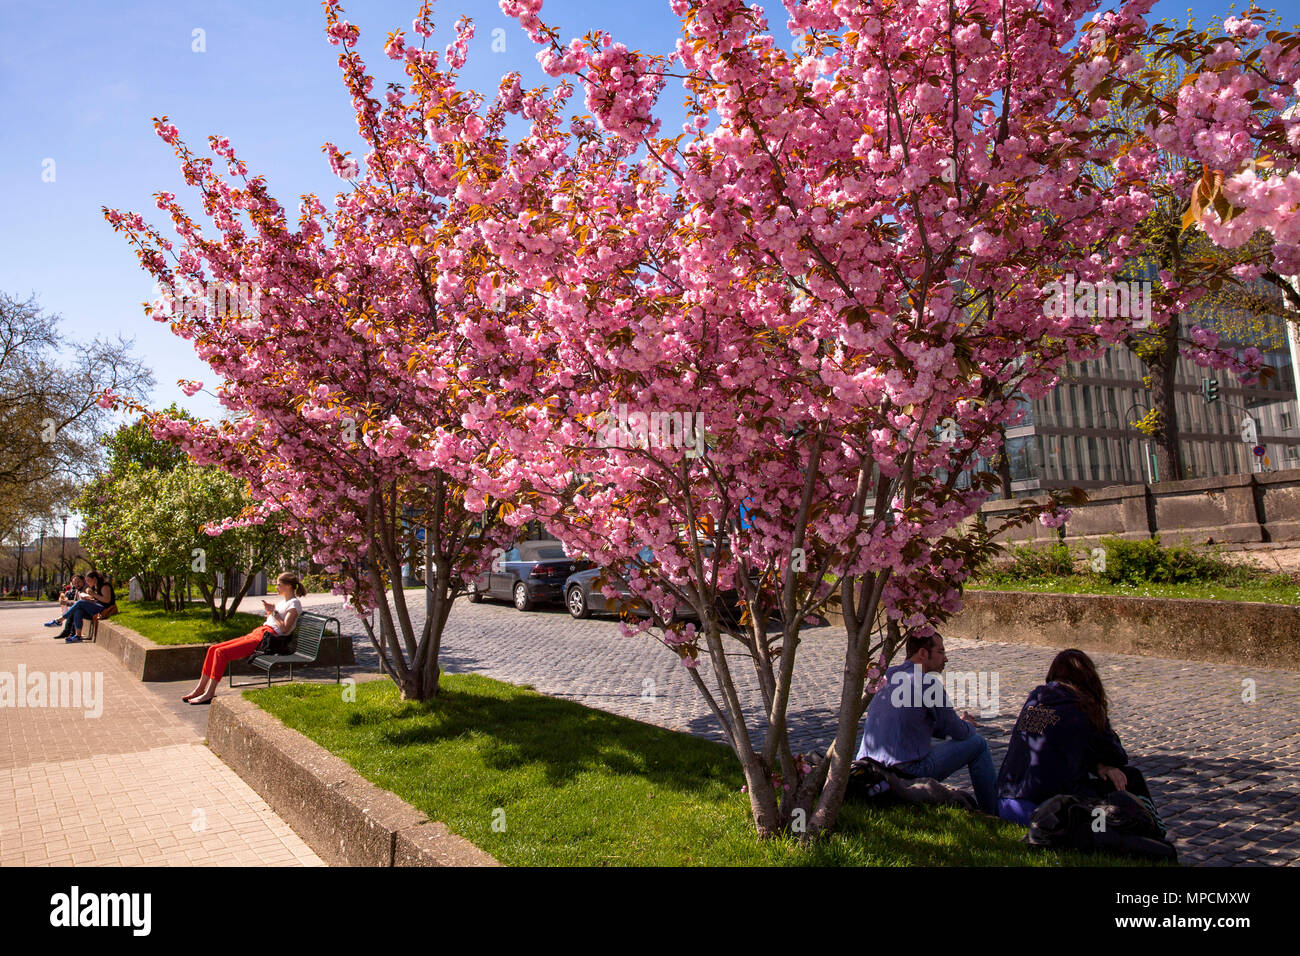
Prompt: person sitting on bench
<box><xmin>182</xmin><ymin>572</ymin><xmax>306</xmax><ymax>705</ymax></box>
<box><xmin>45</xmin><ymin>574</ymin><xmax>86</xmax><ymax>623</ymax></box>
<box><xmin>46</xmin><ymin>571</ymin><xmax>115</xmax><ymax>642</ymax></box>
<box><xmin>996</xmin><ymin>648</ymin><xmax>1155</xmax><ymax>826</ymax></box>
<box><xmin>855</xmin><ymin>631</ymin><xmax>997</xmax><ymax>815</ymax></box>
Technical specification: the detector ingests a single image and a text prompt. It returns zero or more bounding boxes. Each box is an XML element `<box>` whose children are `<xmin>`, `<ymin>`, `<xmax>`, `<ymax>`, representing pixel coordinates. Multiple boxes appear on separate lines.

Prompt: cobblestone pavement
<box><xmin>0</xmin><ymin>601</ymin><xmax>323</xmax><ymax>867</ymax></box>
<box><xmin>322</xmin><ymin>593</ymin><xmax>1300</xmax><ymax>866</ymax></box>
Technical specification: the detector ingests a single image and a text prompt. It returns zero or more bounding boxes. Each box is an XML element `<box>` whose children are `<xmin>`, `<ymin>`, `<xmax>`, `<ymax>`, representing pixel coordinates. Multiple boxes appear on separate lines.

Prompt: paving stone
<box><xmin>0</xmin><ymin>602</ymin><xmax>322</xmax><ymax>867</ymax></box>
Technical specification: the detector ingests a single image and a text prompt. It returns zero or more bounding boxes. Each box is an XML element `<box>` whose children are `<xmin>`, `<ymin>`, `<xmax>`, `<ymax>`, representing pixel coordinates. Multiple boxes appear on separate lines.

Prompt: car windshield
<box><xmin>517</xmin><ymin>542</ymin><xmax>568</xmax><ymax>560</ymax></box>
<box><xmin>635</xmin><ymin>545</ymin><xmax>714</xmax><ymax>565</ymax></box>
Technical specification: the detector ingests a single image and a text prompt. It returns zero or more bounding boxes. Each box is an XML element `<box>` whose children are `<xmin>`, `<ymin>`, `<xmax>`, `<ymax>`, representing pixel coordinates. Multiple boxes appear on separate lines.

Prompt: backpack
<box><xmin>845</xmin><ymin>757</ymin><xmax>978</xmax><ymax>812</ymax></box>
<box><xmin>846</xmin><ymin>758</ymin><xmax>892</xmax><ymax>801</ymax></box>
<box><xmin>1026</xmin><ymin>792</ymin><xmax>1177</xmax><ymax>861</ymax></box>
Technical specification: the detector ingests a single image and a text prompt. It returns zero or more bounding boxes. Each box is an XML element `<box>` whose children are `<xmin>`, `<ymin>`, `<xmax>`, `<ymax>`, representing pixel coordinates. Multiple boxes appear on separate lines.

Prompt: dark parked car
<box><xmin>466</xmin><ymin>541</ymin><xmax>592</xmax><ymax>611</ymax></box>
<box><xmin>563</xmin><ymin>547</ymin><xmax>744</xmax><ymax>625</ymax></box>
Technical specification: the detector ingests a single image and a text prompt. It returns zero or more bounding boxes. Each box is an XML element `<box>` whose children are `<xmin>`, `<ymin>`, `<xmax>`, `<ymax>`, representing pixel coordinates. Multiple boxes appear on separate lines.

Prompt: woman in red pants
<box><xmin>183</xmin><ymin>572</ymin><xmax>307</xmax><ymax>704</ymax></box>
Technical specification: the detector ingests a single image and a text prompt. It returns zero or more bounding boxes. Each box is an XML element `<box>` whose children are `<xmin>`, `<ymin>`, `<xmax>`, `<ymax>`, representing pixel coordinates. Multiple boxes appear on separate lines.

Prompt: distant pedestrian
<box><xmin>45</xmin><ymin>571</ymin><xmax>115</xmax><ymax>642</ymax></box>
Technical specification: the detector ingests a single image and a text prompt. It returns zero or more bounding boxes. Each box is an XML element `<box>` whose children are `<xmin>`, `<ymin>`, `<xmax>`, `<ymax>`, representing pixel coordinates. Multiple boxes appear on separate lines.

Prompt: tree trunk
<box><xmin>222</xmin><ymin>569</ymin><xmax>257</xmax><ymax>621</ymax></box>
<box><xmin>1148</xmin><ymin>316</ymin><xmax>1184</xmax><ymax>484</ymax></box>
<box><xmin>995</xmin><ymin>450</ymin><xmax>1013</xmax><ymax>499</ymax></box>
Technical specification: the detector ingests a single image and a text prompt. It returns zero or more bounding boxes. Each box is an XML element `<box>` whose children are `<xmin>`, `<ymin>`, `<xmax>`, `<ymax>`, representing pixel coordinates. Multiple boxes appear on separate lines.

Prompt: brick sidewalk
<box><xmin>328</xmin><ymin>595</ymin><xmax>1300</xmax><ymax>866</ymax></box>
<box><xmin>0</xmin><ymin>601</ymin><xmax>323</xmax><ymax>867</ymax></box>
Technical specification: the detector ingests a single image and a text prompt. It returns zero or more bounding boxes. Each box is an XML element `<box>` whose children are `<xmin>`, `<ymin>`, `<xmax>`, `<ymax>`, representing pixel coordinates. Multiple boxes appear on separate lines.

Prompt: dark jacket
<box><xmin>996</xmin><ymin>682</ymin><xmax>1126</xmax><ymax>803</ymax></box>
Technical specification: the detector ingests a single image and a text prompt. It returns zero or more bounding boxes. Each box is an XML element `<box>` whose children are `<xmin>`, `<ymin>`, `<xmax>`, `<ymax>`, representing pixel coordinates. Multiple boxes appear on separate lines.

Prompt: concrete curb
<box><xmin>207</xmin><ymin>694</ymin><xmax>499</xmax><ymax>867</ymax></box>
<box><xmin>94</xmin><ymin>619</ymin><xmax>355</xmax><ymax>682</ymax></box>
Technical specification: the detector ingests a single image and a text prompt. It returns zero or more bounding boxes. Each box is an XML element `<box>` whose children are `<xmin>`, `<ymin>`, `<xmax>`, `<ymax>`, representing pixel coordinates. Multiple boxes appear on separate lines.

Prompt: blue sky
<box><xmin>0</xmin><ymin>0</ymin><xmax>1259</xmax><ymax>432</ymax></box>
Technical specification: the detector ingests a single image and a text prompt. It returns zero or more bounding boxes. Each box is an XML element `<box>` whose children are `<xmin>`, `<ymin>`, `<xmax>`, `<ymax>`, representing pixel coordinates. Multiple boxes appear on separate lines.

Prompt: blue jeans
<box><xmin>66</xmin><ymin>599</ymin><xmax>107</xmax><ymax>633</ymax></box>
<box><xmin>894</xmin><ymin>734</ymin><xmax>998</xmax><ymax>815</ymax></box>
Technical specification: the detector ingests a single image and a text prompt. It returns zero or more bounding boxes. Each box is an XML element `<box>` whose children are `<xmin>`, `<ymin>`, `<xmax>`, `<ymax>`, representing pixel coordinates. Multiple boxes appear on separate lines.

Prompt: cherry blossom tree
<box><xmin>100</xmin><ymin>0</ymin><xmax>545</xmax><ymax>700</ymax></box>
<box><xmin>1071</xmin><ymin>11</ymin><xmax>1299</xmax><ymax>479</ymax></box>
<box><xmin>472</xmin><ymin>0</ymin><xmax>1296</xmax><ymax>835</ymax></box>
<box><xmin>101</xmin><ymin>0</ymin><xmax>1298</xmax><ymax>836</ymax></box>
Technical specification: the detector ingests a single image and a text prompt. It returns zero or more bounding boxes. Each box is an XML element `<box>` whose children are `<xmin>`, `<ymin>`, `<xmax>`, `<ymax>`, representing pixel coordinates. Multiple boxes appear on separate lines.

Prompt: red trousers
<box><xmin>201</xmin><ymin>626</ymin><xmax>274</xmax><ymax>680</ymax></box>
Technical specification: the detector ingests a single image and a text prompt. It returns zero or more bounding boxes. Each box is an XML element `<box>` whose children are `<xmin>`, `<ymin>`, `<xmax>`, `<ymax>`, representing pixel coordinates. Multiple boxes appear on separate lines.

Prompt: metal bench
<box><xmin>228</xmin><ymin>611</ymin><xmax>343</xmax><ymax>688</ymax></box>
<box><xmin>86</xmin><ymin>603</ymin><xmax>119</xmax><ymax>643</ymax></box>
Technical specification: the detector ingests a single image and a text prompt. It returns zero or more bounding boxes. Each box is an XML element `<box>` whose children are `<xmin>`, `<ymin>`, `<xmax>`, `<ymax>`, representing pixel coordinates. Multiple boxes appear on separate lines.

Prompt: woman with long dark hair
<box><xmin>181</xmin><ymin>572</ymin><xmax>307</xmax><ymax>704</ymax></box>
<box><xmin>995</xmin><ymin>648</ymin><xmax>1154</xmax><ymax>825</ymax></box>
<box><xmin>44</xmin><ymin>570</ymin><xmax>115</xmax><ymax>642</ymax></box>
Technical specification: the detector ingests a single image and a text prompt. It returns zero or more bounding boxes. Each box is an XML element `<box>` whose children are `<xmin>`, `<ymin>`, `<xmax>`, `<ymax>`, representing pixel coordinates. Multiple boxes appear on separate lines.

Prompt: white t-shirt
<box><xmin>265</xmin><ymin>597</ymin><xmax>302</xmax><ymax>635</ymax></box>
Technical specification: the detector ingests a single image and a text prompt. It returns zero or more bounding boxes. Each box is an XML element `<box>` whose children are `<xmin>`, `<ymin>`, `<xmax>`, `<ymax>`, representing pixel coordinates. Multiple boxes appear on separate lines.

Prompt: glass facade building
<box><xmin>998</xmin><ymin>311</ymin><xmax>1300</xmax><ymax>492</ymax></box>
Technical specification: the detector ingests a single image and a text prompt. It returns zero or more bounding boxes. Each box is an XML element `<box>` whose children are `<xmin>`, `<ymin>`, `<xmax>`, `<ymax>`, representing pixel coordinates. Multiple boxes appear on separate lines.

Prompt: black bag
<box><xmin>845</xmin><ymin>757</ymin><xmax>978</xmax><ymax>812</ymax></box>
<box><xmin>253</xmin><ymin>626</ymin><xmax>294</xmax><ymax>656</ymax></box>
<box><xmin>1026</xmin><ymin>792</ymin><xmax>1177</xmax><ymax>861</ymax></box>
<box><xmin>846</xmin><ymin>758</ymin><xmax>891</xmax><ymax>801</ymax></box>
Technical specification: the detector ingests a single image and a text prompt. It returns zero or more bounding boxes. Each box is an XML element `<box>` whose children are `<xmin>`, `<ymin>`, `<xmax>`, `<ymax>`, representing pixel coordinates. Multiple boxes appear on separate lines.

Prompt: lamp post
<box><xmin>59</xmin><ymin>515</ymin><xmax>68</xmax><ymax>583</ymax></box>
<box><xmin>1122</xmin><ymin>401</ymin><xmax>1152</xmax><ymax>484</ymax></box>
<box><xmin>37</xmin><ymin>528</ymin><xmax>46</xmax><ymax>599</ymax></box>
<box><xmin>1094</xmin><ymin>409</ymin><xmax>1130</xmax><ymax>485</ymax></box>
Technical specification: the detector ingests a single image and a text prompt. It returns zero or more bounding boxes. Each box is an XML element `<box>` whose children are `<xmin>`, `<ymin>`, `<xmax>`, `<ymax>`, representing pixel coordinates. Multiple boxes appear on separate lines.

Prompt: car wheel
<box><xmin>466</xmin><ymin>580</ymin><xmax>484</xmax><ymax>603</ymax></box>
<box><xmin>513</xmin><ymin>581</ymin><xmax>534</xmax><ymax>611</ymax></box>
<box><xmin>567</xmin><ymin>586</ymin><xmax>591</xmax><ymax>619</ymax></box>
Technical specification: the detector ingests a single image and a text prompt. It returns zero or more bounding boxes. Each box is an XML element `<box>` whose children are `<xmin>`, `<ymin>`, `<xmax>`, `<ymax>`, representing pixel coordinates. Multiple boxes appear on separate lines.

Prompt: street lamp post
<box><xmin>1122</xmin><ymin>401</ymin><xmax>1151</xmax><ymax>484</ymax></box>
<box><xmin>1095</xmin><ymin>409</ymin><xmax>1130</xmax><ymax>485</ymax></box>
<box><xmin>59</xmin><ymin>515</ymin><xmax>68</xmax><ymax>584</ymax></box>
<box><xmin>37</xmin><ymin>529</ymin><xmax>45</xmax><ymax>599</ymax></box>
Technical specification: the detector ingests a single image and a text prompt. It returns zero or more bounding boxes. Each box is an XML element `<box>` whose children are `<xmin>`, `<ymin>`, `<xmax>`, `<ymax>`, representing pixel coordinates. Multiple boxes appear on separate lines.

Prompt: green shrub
<box><xmin>1098</xmin><ymin>536</ymin><xmax>1257</xmax><ymax>586</ymax></box>
<box><xmin>975</xmin><ymin>542</ymin><xmax>1075</xmax><ymax>583</ymax></box>
<box><xmin>1007</xmin><ymin>542</ymin><xmax>1076</xmax><ymax>578</ymax></box>
<box><xmin>300</xmin><ymin>572</ymin><xmax>341</xmax><ymax>595</ymax></box>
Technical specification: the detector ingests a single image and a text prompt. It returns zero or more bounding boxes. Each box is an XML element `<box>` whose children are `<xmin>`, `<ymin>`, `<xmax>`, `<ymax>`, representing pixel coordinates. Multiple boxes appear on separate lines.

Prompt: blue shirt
<box><xmin>856</xmin><ymin>661</ymin><xmax>973</xmax><ymax>765</ymax></box>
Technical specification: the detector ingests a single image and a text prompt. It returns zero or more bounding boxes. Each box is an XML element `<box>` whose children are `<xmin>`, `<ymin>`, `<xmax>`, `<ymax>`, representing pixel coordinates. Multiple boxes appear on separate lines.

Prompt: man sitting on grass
<box><xmin>855</xmin><ymin>631</ymin><xmax>997</xmax><ymax>815</ymax></box>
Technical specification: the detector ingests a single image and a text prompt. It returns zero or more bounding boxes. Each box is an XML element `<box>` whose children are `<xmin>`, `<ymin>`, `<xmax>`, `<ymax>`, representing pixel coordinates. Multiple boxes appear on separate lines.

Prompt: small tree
<box><xmin>101</xmin><ymin>2</ymin><xmax>535</xmax><ymax>698</ymax></box>
<box><xmin>76</xmin><ymin>415</ymin><xmax>298</xmax><ymax>617</ymax></box>
<box><xmin>0</xmin><ymin>292</ymin><xmax>152</xmax><ymax>538</ymax></box>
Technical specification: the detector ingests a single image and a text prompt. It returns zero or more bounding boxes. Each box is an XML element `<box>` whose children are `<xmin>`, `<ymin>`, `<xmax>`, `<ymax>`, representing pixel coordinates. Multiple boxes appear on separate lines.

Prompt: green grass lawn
<box><xmin>968</xmin><ymin>576</ymin><xmax>1300</xmax><ymax>605</ymax></box>
<box><xmin>248</xmin><ymin>674</ymin><xmax>1151</xmax><ymax>867</ymax></box>
<box><xmin>114</xmin><ymin>599</ymin><xmax>266</xmax><ymax>645</ymax></box>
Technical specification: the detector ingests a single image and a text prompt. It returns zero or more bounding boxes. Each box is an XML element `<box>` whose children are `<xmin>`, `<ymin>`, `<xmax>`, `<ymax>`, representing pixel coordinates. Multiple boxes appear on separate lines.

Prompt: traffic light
<box><xmin>1201</xmin><ymin>377</ymin><xmax>1220</xmax><ymax>404</ymax></box>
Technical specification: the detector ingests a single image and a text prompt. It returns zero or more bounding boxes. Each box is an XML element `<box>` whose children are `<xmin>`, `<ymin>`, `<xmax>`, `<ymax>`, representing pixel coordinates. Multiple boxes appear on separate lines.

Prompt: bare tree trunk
<box><xmin>222</xmin><ymin>569</ymin><xmax>257</xmax><ymax>621</ymax></box>
<box><xmin>995</xmin><ymin>446</ymin><xmax>1013</xmax><ymax>499</ymax></box>
<box><xmin>1148</xmin><ymin>316</ymin><xmax>1184</xmax><ymax>484</ymax></box>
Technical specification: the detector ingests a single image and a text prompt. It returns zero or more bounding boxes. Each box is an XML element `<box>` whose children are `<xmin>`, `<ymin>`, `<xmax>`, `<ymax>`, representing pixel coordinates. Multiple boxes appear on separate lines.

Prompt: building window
<box><xmin>1005</xmin><ymin>435</ymin><xmax>1039</xmax><ymax>482</ymax></box>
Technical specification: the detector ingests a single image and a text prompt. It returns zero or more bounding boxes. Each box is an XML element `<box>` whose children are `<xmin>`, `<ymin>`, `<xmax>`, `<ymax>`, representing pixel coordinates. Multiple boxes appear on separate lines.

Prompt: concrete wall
<box><xmin>984</xmin><ymin>466</ymin><xmax>1300</xmax><ymax>547</ymax></box>
<box><xmin>945</xmin><ymin>590</ymin><xmax>1300</xmax><ymax>671</ymax></box>
<box><xmin>96</xmin><ymin>619</ymin><xmax>355</xmax><ymax>682</ymax></box>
